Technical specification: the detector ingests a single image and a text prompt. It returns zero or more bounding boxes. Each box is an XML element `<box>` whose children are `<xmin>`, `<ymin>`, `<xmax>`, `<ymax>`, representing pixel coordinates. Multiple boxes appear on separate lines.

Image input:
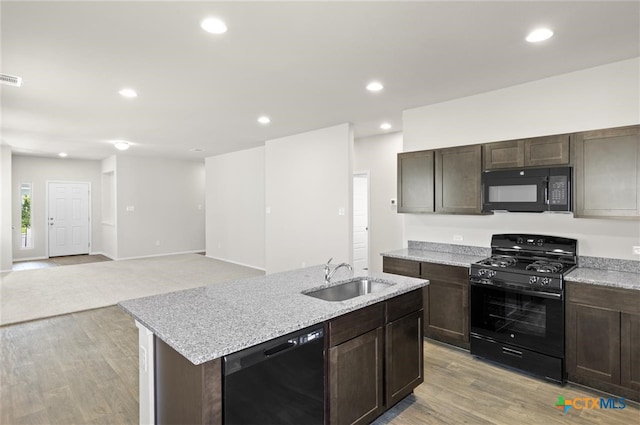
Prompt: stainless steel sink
<box><xmin>303</xmin><ymin>278</ymin><xmax>395</xmax><ymax>302</ymax></box>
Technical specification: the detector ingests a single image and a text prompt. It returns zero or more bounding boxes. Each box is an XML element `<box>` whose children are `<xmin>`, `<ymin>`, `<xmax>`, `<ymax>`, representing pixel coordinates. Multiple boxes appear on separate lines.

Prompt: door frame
<box><xmin>46</xmin><ymin>180</ymin><xmax>92</xmax><ymax>258</ymax></box>
<box><xmin>352</xmin><ymin>171</ymin><xmax>370</xmax><ymax>271</ymax></box>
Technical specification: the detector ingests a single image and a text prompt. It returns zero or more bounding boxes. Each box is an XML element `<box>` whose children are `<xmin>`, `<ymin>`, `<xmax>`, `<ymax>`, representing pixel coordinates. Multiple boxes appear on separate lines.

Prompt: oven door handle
<box><xmin>470</xmin><ymin>278</ymin><xmax>563</xmax><ymax>300</ymax></box>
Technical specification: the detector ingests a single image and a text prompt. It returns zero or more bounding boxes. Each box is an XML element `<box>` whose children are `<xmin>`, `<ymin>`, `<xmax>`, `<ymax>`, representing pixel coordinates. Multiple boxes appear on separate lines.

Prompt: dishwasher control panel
<box><xmin>300</xmin><ymin>328</ymin><xmax>323</xmax><ymax>344</ymax></box>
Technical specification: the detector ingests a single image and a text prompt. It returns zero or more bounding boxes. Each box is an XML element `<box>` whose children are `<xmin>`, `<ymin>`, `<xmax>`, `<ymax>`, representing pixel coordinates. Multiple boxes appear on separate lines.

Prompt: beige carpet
<box><xmin>0</xmin><ymin>254</ymin><xmax>264</xmax><ymax>326</ymax></box>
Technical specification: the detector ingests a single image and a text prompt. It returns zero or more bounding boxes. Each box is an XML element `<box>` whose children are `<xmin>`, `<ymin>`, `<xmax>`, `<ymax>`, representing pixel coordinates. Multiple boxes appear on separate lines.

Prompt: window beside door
<box><xmin>20</xmin><ymin>182</ymin><xmax>33</xmax><ymax>249</ymax></box>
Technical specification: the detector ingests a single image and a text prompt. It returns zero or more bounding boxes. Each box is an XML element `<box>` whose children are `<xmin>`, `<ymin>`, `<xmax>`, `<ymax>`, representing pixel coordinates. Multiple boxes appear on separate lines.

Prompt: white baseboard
<box><xmin>12</xmin><ymin>256</ymin><xmax>49</xmax><ymax>262</ymax></box>
<box><xmin>205</xmin><ymin>255</ymin><xmax>266</xmax><ymax>272</ymax></box>
<box><xmin>116</xmin><ymin>249</ymin><xmax>206</xmax><ymax>261</ymax></box>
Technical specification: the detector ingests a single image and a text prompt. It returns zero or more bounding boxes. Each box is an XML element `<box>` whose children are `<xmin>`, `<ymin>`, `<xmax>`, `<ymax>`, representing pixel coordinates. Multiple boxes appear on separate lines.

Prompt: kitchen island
<box><xmin>119</xmin><ymin>264</ymin><xmax>428</xmax><ymax>425</ymax></box>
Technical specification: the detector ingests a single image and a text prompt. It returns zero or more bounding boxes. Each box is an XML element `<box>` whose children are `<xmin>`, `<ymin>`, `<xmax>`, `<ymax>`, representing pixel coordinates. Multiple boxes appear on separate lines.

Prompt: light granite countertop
<box><xmin>565</xmin><ymin>268</ymin><xmax>640</xmax><ymax>291</ymax></box>
<box><xmin>119</xmin><ymin>265</ymin><xmax>427</xmax><ymax>365</ymax></box>
<box><xmin>381</xmin><ymin>248</ymin><xmax>487</xmax><ymax>268</ymax></box>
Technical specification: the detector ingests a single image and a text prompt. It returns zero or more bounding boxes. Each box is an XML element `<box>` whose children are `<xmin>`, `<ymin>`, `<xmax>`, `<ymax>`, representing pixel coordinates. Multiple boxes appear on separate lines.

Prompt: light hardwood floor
<box><xmin>1</xmin><ymin>306</ymin><xmax>638</xmax><ymax>424</ymax></box>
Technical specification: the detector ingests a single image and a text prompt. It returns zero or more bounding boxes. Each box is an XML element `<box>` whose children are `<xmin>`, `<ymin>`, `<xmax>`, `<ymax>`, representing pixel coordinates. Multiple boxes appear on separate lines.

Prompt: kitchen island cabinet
<box><xmin>120</xmin><ymin>266</ymin><xmax>427</xmax><ymax>424</ymax></box>
<box><xmin>566</xmin><ymin>281</ymin><xmax>640</xmax><ymax>402</ymax></box>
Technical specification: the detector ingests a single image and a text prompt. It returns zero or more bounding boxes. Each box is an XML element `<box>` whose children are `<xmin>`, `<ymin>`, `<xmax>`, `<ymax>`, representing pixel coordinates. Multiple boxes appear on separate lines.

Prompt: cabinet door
<box><xmin>524</xmin><ymin>134</ymin><xmax>570</xmax><ymax>166</ymax></box>
<box><xmin>423</xmin><ymin>281</ymin><xmax>469</xmax><ymax>348</ymax></box>
<box><xmin>382</xmin><ymin>256</ymin><xmax>421</xmax><ymax>278</ymax></box>
<box><xmin>483</xmin><ymin>140</ymin><xmax>524</xmax><ymax>170</ymax></box>
<box><xmin>573</xmin><ymin>125</ymin><xmax>640</xmax><ymax>218</ymax></box>
<box><xmin>385</xmin><ymin>310</ymin><xmax>424</xmax><ymax>408</ymax></box>
<box><xmin>397</xmin><ymin>150</ymin><xmax>435</xmax><ymax>213</ymax></box>
<box><xmin>435</xmin><ymin>145</ymin><xmax>482</xmax><ymax>214</ymax></box>
<box><xmin>328</xmin><ymin>327</ymin><xmax>385</xmax><ymax>425</ymax></box>
<box><xmin>621</xmin><ymin>313</ymin><xmax>640</xmax><ymax>391</ymax></box>
<box><xmin>566</xmin><ymin>303</ymin><xmax>621</xmax><ymax>384</ymax></box>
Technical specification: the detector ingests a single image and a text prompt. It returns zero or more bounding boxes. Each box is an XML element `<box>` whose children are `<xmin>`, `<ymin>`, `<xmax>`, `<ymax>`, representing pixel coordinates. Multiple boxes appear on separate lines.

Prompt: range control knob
<box><xmin>478</xmin><ymin>269</ymin><xmax>486</xmax><ymax>276</ymax></box>
<box><xmin>529</xmin><ymin>276</ymin><xmax>539</xmax><ymax>284</ymax></box>
<box><xmin>488</xmin><ymin>270</ymin><xmax>496</xmax><ymax>278</ymax></box>
<box><xmin>541</xmin><ymin>277</ymin><xmax>551</xmax><ymax>286</ymax></box>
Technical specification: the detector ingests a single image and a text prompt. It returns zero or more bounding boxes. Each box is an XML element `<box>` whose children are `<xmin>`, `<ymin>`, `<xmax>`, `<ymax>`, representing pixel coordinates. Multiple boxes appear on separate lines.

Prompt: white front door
<box><xmin>48</xmin><ymin>182</ymin><xmax>90</xmax><ymax>257</ymax></box>
<box><xmin>353</xmin><ymin>173</ymin><xmax>369</xmax><ymax>271</ymax></box>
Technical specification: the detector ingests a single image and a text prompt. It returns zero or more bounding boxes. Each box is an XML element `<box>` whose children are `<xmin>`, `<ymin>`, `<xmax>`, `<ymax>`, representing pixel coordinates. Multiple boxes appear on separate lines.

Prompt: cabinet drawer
<box><xmin>328</xmin><ymin>303</ymin><xmax>385</xmax><ymax>347</ymax></box>
<box><xmin>567</xmin><ymin>282</ymin><xmax>640</xmax><ymax>315</ymax></box>
<box><xmin>386</xmin><ymin>289</ymin><xmax>423</xmax><ymax>322</ymax></box>
<box><xmin>420</xmin><ymin>262</ymin><xmax>468</xmax><ymax>284</ymax></box>
<box><xmin>383</xmin><ymin>257</ymin><xmax>421</xmax><ymax>278</ymax></box>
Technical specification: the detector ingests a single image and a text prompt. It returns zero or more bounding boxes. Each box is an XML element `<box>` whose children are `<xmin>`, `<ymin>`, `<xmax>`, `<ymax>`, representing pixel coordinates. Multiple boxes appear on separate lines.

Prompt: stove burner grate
<box><xmin>525</xmin><ymin>260</ymin><xmax>564</xmax><ymax>274</ymax></box>
<box><xmin>478</xmin><ymin>255</ymin><xmax>517</xmax><ymax>268</ymax></box>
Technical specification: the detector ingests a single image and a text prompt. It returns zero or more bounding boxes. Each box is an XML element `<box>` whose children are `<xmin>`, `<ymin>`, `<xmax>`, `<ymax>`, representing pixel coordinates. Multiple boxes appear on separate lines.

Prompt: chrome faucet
<box><xmin>324</xmin><ymin>258</ymin><xmax>353</xmax><ymax>284</ymax></box>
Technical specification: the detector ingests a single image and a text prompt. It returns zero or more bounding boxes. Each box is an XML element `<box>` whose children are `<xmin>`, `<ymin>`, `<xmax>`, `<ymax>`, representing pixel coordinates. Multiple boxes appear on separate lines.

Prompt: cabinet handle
<box><xmin>502</xmin><ymin>346</ymin><xmax>523</xmax><ymax>358</ymax></box>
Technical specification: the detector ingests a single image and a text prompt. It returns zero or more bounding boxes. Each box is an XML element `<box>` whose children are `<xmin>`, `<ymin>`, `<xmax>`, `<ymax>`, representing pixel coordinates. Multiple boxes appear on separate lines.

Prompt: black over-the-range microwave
<box><xmin>481</xmin><ymin>166</ymin><xmax>572</xmax><ymax>213</ymax></box>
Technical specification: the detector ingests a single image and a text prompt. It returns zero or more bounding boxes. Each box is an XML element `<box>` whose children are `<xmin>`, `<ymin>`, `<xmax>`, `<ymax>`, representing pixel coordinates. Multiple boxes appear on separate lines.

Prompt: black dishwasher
<box><xmin>223</xmin><ymin>325</ymin><xmax>325</xmax><ymax>425</ymax></box>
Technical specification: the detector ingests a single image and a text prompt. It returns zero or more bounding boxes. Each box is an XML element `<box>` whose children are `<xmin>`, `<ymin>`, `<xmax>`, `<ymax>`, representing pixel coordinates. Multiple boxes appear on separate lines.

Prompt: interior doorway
<box><xmin>47</xmin><ymin>182</ymin><xmax>91</xmax><ymax>257</ymax></box>
<box><xmin>353</xmin><ymin>173</ymin><xmax>369</xmax><ymax>271</ymax></box>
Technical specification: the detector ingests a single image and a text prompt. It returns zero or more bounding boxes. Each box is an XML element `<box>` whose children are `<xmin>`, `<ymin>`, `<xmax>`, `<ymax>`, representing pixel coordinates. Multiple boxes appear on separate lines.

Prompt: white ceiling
<box><xmin>1</xmin><ymin>1</ymin><xmax>639</xmax><ymax>161</ymax></box>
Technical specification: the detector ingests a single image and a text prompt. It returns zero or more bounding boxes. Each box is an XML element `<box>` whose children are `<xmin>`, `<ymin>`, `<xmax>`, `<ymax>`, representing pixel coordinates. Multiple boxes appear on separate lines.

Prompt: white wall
<box><xmin>354</xmin><ymin>132</ymin><xmax>404</xmax><ymax>272</ymax></box>
<box><xmin>116</xmin><ymin>157</ymin><xmax>205</xmax><ymax>259</ymax></box>
<box><xmin>10</xmin><ymin>155</ymin><xmax>102</xmax><ymax>260</ymax></box>
<box><xmin>101</xmin><ymin>156</ymin><xmax>117</xmax><ymax>259</ymax></box>
<box><xmin>0</xmin><ymin>146</ymin><xmax>13</xmax><ymax>271</ymax></box>
<box><xmin>205</xmin><ymin>147</ymin><xmax>265</xmax><ymax>269</ymax></box>
<box><xmin>402</xmin><ymin>58</ymin><xmax>640</xmax><ymax>260</ymax></box>
<box><xmin>265</xmin><ymin>124</ymin><xmax>353</xmax><ymax>273</ymax></box>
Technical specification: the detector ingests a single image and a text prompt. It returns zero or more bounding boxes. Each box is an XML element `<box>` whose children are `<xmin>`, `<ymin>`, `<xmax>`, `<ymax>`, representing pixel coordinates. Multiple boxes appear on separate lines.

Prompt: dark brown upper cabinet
<box><xmin>483</xmin><ymin>139</ymin><xmax>525</xmax><ymax>170</ymax></box>
<box><xmin>573</xmin><ymin>125</ymin><xmax>640</xmax><ymax>218</ymax></box>
<box><xmin>483</xmin><ymin>134</ymin><xmax>570</xmax><ymax>170</ymax></box>
<box><xmin>397</xmin><ymin>150</ymin><xmax>434</xmax><ymax>213</ymax></box>
<box><xmin>435</xmin><ymin>145</ymin><xmax>483</xmax><ymax>214</ymax></box>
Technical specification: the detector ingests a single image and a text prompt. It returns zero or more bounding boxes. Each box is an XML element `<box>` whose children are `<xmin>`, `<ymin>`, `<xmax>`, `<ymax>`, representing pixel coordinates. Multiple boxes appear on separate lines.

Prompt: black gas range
<box><xmin>470</xmin><ymin>234</ymin><xmax>577</xmax><ymax>383</ymax></box>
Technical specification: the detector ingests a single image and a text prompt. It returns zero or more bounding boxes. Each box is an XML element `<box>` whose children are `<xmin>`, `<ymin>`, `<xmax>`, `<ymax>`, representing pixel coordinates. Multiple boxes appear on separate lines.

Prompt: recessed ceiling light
<box><xmin>201</xmin><ymin>17</ymin><xmax>227</xmax><ymax>34</ymax></box>
<box><xmin>380</xmin><ymin>122</ymin><xmax>392</xmax><ymax>130</ymax></box>
<box><xmin>58</xmin><ymin>152</ymin><xmax>68</xmax><ymax>158</ymax></box>
<box><xmin>113</xmin><ymin>140</ymin><xmax>131</xmax><ymax>151</ymax></box>
<box><xmin>366</xmin><ymin>81</ymin><xmax>384</xmax><ymax>92</ymax></box>
<box><xmin>118</xmin><ymin>88</ymin><xmax>138</xmax><ymax>98</ymax></box>
<box><xmin>257</xmin><ymin>116</ymin><xmax>271</xmax><ymax>124</ymax></box>
<box><xmin>526</xmin><ymin>28</ymin><xmax>553</xmax><ymax>43</ymax></box>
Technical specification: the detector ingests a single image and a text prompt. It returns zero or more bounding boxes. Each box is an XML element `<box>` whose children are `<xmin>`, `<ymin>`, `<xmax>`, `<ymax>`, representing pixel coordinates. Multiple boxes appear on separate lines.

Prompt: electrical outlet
<box><xmin>453</xmin><ymin>235</ymin><xmax>464</xmax><ymax>242</ymax></box>
<box><xmin>155</xmin><ymin>240</ymin><xmax>161</xmax><ymax>247</ymax></box>
<box><xmin>338</xmin><ymin>208</ymin><xmax>345</xmax><ymax>216</ymax></box>
<box><xmin>633</xmin><ymin>246</ymin><xmax>640</xmax><ymax>255</ymax></box>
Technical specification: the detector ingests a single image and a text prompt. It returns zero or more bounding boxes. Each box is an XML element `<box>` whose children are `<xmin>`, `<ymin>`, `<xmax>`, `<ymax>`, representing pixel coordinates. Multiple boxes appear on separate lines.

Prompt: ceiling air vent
<box><xmin>0</xmin><ymin>73</ymin><xmax>23</xmax><ymax>87</ymax></box>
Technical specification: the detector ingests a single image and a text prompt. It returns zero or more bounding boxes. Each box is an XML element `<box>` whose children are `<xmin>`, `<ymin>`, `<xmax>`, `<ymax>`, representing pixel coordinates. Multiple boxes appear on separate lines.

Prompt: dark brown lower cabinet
<box><xmin>154</xmin><ymin>338</ymin><xmax>222</xmax><ymax>425</ymax></box>
<box><xmin>328</xmin><ymin>327</ymin><xmax>385</xmax><ymax>425</ymax></box>
<box><xmin>386</xmin><ymin>310</ymin><xmax>424</xmax><ymax>407</ymax></box>
<box><xmin>566</xmin><ymin>282</ymin><xmax>640</xmax><ymax>402</ymax></box>
<box><xmin>382</xmin><ymin>257</ymin><xmax>470</xmax><ymax>349</ymax></box>
<box><xmin>327</xmin><ymin>290</ymin><xmax>424</xmax><ymax>425</ymax></box>
<box><xmin>621</xmin><ymin>313</ymin><xmax>640</xmax><ymax>391</ymax></box>
<box><xmin>424</xmin><ymin>280</ymin><xmax>469</xmax><ymax>349</ymax></box>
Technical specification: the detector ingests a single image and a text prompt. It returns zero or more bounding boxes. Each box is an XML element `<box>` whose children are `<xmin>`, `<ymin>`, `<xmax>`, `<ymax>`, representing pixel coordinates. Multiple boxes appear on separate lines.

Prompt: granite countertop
<box><xmin>119</xmin><ymin>266</ymin><xmax>427</xmax><ymax>365</ymax></box>
<box><xmin>565</xmin><ymin>268</ymin><xmax>640</xmax><ymax>291</ymax></box>
<box><xmin>382</xmin><ymin>248</ymin><xmax>487</xmax><ymax>268</ymax></box>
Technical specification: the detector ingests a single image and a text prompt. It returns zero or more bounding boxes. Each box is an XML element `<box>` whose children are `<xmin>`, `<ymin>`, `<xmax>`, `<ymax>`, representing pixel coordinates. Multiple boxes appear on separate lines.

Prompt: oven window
<box><xmin>486</xmin><ymin>293</ymin><xmax>546</xmax><ymax>337</ymax></box>
<box><xmin>488</xmin><ymin>185</ymin><xmax>537</xmax><ymax>203</ymax></box>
